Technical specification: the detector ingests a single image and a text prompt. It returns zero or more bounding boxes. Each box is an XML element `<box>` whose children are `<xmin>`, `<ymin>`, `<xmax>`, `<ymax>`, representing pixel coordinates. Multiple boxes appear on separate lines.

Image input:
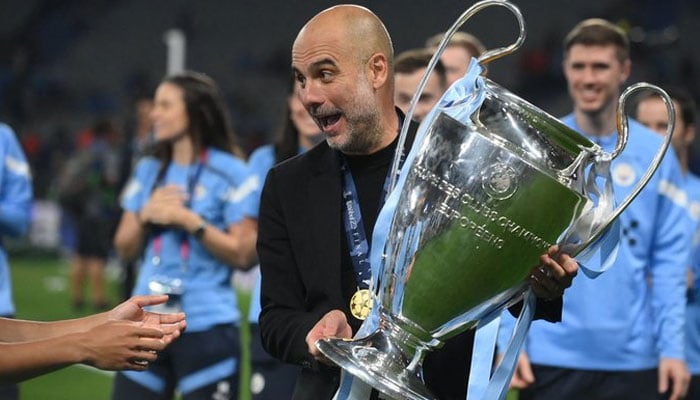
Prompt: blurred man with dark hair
<box><xmin>394</xmin><ymin>48</ymin><xmax>447</xmax><ymax>123</ymax></box>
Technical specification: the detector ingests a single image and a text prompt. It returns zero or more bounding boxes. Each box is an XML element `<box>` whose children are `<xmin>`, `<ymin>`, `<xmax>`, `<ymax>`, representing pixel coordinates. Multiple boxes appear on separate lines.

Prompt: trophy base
<box><xmin>317</xmin><ymin>330</ymin><xmax>437</xmax><ymax>400</ymax></box>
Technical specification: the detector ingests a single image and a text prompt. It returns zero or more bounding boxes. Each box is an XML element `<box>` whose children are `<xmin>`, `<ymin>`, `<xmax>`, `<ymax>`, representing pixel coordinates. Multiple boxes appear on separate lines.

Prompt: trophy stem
<box><xmin>317</xmin><ymin>314</ymin><xmax>439</xmax><ymax>400</ymax></box>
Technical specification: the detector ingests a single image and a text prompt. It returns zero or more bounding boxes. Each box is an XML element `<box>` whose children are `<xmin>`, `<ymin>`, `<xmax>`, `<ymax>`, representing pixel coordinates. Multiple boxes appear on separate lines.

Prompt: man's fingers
<box><xmin>137</xmin><ymin>336</ymin><xmax>168</xmax><ymax>352</ymax></box>
<box><xmin>658</xmin><ymin>368</ymin><xmax>669</xmax><ymax>394</ymax></box>
<box><xmin>131</xmin><ymin>295</ymin><xmax>170</xmax><ymax>308</ymax></box>
<box><xmin>132</xmin><ymin>326</ymin><xmax>166</xmax><ymax>339</ymax></box>
<box><xmin>322</xmin><ymin>310</ymin><xmax>351</xmax><ymax>338</ymax></box>
<box><xmin>156</xmin><ymin>312</ymin><xmax>187</xmax><ymax>324</ymax></box>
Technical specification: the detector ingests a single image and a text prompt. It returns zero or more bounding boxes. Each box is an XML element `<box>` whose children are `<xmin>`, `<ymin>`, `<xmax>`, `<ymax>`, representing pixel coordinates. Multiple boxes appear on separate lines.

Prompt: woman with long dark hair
<box><xmin>112</xmin><ymin>71</ymin><xmax>257</xmax><ymax>399</ymax></box>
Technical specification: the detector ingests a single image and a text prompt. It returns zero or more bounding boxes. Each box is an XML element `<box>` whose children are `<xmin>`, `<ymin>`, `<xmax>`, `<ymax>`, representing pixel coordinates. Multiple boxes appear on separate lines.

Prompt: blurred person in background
<box><xmin>425</xmin><ymin>30</ymin><xmax>485</xmax><ymax>86</ymax></box>
<box><xmin>634</xmin><ymin>87</ymin><xmax>700</xmax><ymax>398</ymax></box>
<box><xmin>111</xmin><ymin>71</ymin><xmax>258</xmax><ymax>400</ymax></box>
<box><xmin>507</xmin><ymin>19</ymin><xmax>691</xmax><ymax>400</ymax></box>
<box><xmin>240</xmin><ymin>78</ymin><xmax>322</xmax><ymax>399</ymax></box>
<box><xmin>57</xmin><ymin>118</ymin><xmax>123</xmax><ymax>311</ymax></box>
<box><xmin>0</xmin><ymin>121</ymin><xmax>33</xmax><ymax>399</ymax></box>
<box><xmin>393</xmin><ymin>48</ymin><xmax>448</xmax><ymax>123</ymax></box>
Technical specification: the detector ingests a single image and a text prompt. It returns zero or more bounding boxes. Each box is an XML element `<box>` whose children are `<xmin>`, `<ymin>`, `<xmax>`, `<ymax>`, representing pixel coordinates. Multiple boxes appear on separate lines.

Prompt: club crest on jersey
<box><xmin>612</xmin><ymin>163</ymin><xmax>636</xmax><ymax>187</ymax></box>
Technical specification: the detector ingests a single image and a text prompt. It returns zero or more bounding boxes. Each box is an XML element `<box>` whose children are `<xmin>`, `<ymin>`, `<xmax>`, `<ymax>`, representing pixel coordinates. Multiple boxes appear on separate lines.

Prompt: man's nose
<box><xmin>580</xmin><ymin>67</ymin><xmax>596</xmax><ymax>83</ymax></box>
<box><xmin>298</xmin><ymin>81</ymin><xmax>323</xmax><ymax>109</ymax></box>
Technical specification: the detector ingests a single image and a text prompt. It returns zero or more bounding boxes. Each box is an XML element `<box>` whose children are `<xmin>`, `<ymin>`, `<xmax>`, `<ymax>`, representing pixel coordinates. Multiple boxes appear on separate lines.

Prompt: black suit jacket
<box><xmin>257</xmin><ymin>121</ymin><xmax>562</xmax><ymax>400</ymax></box>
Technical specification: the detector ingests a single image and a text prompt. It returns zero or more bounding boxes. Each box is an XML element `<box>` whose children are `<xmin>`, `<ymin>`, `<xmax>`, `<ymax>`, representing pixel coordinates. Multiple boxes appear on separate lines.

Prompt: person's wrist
<box><xmin>190</xmin><ymin>216</ymin><xmax>207</xmax><ymax>240</ymax></box>
<box><xmin>136</xmin><ymin>210</ymin><xmax>148</xmax><ymax>226</ymax></box>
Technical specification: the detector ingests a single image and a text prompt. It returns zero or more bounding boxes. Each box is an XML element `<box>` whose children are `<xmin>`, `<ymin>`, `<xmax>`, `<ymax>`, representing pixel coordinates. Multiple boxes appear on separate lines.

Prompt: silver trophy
<box><xmin>317</xmin><ymin>1</ymin><xmax>676</xmax><ymax>399</ymax></box>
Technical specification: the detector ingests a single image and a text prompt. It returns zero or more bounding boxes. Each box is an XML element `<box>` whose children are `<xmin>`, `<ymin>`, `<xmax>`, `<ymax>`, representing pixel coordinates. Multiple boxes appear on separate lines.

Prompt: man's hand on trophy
<box><xmin>529</xmin><ymin>246</ymin><xmax>578</xmax><ymax>299</ymax></box>
<box><xmin>306</xmin><ymin>309</ymin><xmax>353</xmax><ymax>364</ymax></box>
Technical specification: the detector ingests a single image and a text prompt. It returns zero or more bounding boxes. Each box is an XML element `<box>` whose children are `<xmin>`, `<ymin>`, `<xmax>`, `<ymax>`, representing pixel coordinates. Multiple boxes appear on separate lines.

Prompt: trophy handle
<box><xmin>390</xmin><ymin>0</ymin><xmax>525</xmax><ymax>194</ymax></box>
<box><xmin>606</xmin><ymin>83</ymin><xmax>675</xmax><ymax>219</ymax></box>
<box><xmin>563</xmin><ymin>83</ymin><xmax>675</xmax><ymax>255</ymax></box>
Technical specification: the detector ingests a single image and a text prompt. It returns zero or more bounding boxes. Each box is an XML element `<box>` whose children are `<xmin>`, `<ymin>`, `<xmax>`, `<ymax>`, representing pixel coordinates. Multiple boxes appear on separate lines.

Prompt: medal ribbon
<box><xmin>340</xmin><ymin>157</ymin><xmax>385</xmax><ymax>290</ymax></box>
<box><xmin>151</xmin><ymin>150</ymin><xmax>209</xmax><ymax>270</ymax></box>
<box><xmin>340</xmin><ymin>124</ymin><xmax>405</xmax><ymax>290</ymax></box>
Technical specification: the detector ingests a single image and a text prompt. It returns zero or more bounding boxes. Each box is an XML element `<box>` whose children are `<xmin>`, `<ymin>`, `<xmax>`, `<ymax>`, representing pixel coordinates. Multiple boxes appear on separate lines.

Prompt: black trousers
<box><xmin>518</xmin><ymin>365</ymin><xmax>668</xmax><ymax>400</ymax></box>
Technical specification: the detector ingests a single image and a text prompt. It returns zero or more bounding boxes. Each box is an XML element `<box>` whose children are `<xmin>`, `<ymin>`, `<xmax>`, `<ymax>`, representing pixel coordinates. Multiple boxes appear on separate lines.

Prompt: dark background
<box><xmin>0</xmin><ymin>0</ymin><xmax>697</xmax><ymax>198</ymax></box>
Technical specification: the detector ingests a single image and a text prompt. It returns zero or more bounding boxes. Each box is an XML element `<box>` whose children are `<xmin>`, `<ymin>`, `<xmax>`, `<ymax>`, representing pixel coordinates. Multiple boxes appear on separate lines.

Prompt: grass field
<box><xmin>10</xmin><ymin>255</ymin><xmax>518</xmax><ymax>400</ymax></box>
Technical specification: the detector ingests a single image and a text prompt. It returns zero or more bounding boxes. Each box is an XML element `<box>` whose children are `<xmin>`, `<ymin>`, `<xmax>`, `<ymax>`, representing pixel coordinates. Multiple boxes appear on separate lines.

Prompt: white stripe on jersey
<box><xmin>659</xmin><ymin>179</ymin><xmax>688</xmax><ymax>208</ymax></box>
<box><xmin>5</xmin><ymin>155</ymin><xmax>30</xmax><ymax>179</ymax></box>
<box><xmin>227</xmin><ymin>175</ymin><xmax>258</xmax><ymax>203</ymax></box>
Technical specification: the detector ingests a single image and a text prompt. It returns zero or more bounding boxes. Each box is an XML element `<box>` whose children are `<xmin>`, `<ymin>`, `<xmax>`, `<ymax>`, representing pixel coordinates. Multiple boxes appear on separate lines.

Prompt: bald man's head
<box><xmin>290</xmin><ymin>4</ymin><xmax>400</xmax><ymax>155</ymax></box>
<box><xmin>295</xmin><ymin>5</ymin><xmax>393</xmax><ymax>72</ymax></box>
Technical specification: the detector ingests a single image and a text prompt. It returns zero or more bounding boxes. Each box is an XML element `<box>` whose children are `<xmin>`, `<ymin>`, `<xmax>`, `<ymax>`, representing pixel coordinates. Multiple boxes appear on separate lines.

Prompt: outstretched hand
<box><xmin>305</xmin><ymin>310</ymin><xmax>352</xmax><ymax>363</ymax></box>
<box><xmin>108</xmin><ymin>295</ymin><xmax>187</xmax><ymax>344</ymax></box>
<box><xmin>81</xmin><ymin>320</ymin><xmax>169</xmax><ymax>371</ymax></box>
<box><xmin>528</xmin><ymin>246</ymin><xmax>578</xmax><ymax>300</ymax></box>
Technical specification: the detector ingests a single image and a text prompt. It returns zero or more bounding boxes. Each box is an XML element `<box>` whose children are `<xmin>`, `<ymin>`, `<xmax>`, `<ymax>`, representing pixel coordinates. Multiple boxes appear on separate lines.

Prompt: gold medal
<box><xmin>350</xmin><ymin>288</ymin><xmax>373</xmax><ymax>320</ymax></box>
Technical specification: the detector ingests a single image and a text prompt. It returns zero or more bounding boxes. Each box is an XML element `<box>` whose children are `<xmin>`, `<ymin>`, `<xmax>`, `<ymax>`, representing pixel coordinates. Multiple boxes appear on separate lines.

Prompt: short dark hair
<box><xmin>564</xmin><ymin>18</ymin><xmax>630</xmax><ymax>63</ymax></box>
<box><xmin>394</xmin><ymin>48</ymin><xmax>447</xmax><ymax>88</ymax></box>
<box><xmin>634</xmin><ymin>86</ymin><xmax>696</xmax><ymax>127</ymax></box>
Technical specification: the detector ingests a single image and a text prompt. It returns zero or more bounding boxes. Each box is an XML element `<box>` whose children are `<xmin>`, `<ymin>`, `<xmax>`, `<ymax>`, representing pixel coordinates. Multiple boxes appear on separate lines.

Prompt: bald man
<box><xmin>256</xmin><ymin>5</ymin><xmax>577</xmax><ymax>399</ymax></box>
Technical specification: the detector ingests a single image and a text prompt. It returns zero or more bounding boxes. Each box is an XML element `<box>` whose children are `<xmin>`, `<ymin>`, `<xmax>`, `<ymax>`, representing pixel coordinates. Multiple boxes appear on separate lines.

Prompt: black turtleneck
<box><xmin>338</xmin><ymin>131</ymin><xmax>408</xmax><ymax>331</ymax></box>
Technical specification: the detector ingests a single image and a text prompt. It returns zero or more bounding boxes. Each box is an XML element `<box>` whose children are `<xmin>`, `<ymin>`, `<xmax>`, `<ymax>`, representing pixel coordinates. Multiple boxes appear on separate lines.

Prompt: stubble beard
<box><xmin>329</xmin><ymin>76</ymin><xmax>384</xmax><ymax>155</ymax></box>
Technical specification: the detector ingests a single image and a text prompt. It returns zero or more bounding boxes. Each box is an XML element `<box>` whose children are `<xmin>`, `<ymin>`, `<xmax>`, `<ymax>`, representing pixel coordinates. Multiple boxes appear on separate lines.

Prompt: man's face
<box><xmin>563</xmin><ymin>44</ymin><xmax>630</xmax><ymax>117</ymax></box>
<box><xmin>636</xmin><ymin>97</ymin><xmax>692</xmax><ymax>156</ymax></box>
<box><xmin>394</xmin><ymin>68</ymin><xmax>446</xmax><ymax>123</ymax></box>
<box><xmin>441</xmin><ymin>46</ymin><xmax>472</xmax><ymax>86</ymax></box>
<box><xmin>292</xmin><ymin>31</ymin><xmax>383</xmax><ymax>155</ymax></box>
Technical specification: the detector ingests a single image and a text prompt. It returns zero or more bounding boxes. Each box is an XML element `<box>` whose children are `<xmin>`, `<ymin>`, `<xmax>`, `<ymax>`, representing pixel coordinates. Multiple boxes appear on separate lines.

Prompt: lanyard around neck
<box><xmin>340</xmin><ymin>137</ymin><xmax>406</xmax><ymax>290</ymax></box>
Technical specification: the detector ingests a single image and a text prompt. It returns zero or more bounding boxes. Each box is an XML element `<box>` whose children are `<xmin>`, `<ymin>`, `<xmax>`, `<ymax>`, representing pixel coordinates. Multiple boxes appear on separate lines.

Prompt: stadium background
<box><xmin>0</xmin><ymin>0</ymin><xmax>698</xmax><ymax>399</ymax></box>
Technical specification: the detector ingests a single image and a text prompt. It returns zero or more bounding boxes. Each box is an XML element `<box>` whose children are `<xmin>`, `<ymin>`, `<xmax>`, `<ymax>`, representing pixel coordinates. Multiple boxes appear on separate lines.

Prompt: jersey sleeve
<box><xmin>0</xmin><ymin>124</ymin><xmax>32</xmax><ymax>237</ymax></box>
<box><xmin>119</xmin><ymin>157</ymin><xmax>158</xmax><ymax>213</ymax></box>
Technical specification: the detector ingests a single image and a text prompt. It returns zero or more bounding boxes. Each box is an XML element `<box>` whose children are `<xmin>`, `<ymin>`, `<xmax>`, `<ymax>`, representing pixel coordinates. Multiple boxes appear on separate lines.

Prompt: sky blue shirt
<box><xmin>120</xmin><ymin>148</ymin><xmax>257</xmax><ymax>331</ymax></box>
<box><xmin>501</xmin><ymin>116</ymin><xmax>691</xmax><ymax>371</ymax></box>
<box><xmin>684</xmin><ymin>172</ymin><xmax>700</xmax><ymax>374</ymax></box>
<box><xmin>0</xmin><ymin>123</ymin><xmax>32</xmax><ymax>316</ymax></box>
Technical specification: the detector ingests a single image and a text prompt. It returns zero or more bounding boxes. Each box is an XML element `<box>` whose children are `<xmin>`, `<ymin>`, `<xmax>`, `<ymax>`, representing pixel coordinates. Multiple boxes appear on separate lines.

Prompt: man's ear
<box><xmin>367</xmin><ymin>52</ymin><xmax>389</xmax><ymax>89</ymax></box>
<box><xmin>684</xmin><ymin>123</ymin><xmax>696</xmax><ymax>147</ymax></box>
<box><xmin>619</xmin><ymin>59</ymin><xmax>631</xmax><ymax>84</ymax></box>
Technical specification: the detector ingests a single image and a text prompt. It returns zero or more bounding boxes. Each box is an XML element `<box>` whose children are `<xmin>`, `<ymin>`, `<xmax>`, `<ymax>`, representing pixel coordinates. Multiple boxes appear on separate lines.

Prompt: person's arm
<box><xmin>114</xmin><ymin>159</ymin><xmax>155</xmax><ymax>261</ymax></box>
<box><xmin>114</xmin><ymin>210</ymin><xmax>149</xmax><ymax>261</ymax></box>
<box><xmin>178</xmin><ymin>211</ymin><xmax>258</xmax><ymax>268</ymax></box>
<box><xmin>0</xmin><ymin>295</ymin><xmax>186</xmax><ymax>384</ymax></box>
<box><xmin>0</xmin><ymin>127</ymin><xmax>32</xmax><ymax>237</ymax></box>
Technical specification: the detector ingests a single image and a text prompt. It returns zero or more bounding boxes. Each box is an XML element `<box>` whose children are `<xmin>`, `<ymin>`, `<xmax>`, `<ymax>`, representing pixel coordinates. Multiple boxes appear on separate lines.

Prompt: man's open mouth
<box><xmin>316</xmin><ymin>113</ymin><xmax>342</xmax><ymax>131</ymax></box>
